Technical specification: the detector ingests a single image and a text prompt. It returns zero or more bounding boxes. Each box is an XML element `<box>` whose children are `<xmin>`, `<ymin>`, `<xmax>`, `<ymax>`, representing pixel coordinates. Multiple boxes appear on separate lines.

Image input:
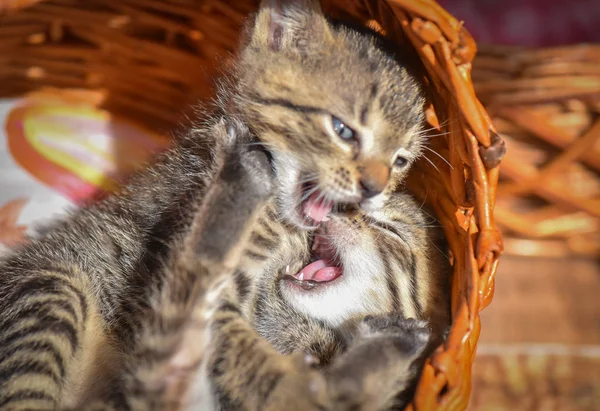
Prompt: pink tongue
<box><xmin>302</xmin><ymin>192</ymin><xmax>334</xmax><ymax>222</ymax></box>
<box><xmin>296</xmin><ymin>259</ymin><xmax>342</xmax><ymax>282</ymax></box>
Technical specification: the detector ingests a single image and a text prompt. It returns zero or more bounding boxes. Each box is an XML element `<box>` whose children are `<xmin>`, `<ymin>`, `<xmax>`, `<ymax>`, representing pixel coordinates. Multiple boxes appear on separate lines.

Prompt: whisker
<box><xmin>298</xmin><ymin>185</ymin><xmax>320</xmax><ymax>204</ymax></box>
<box><xmin>415</xmin><ymin>119</ymin><xmax>454</xmax><ymax>136</ymax></box>
<box><xmin>427</xmin><ymin>237</ymin><xmax>450</xmax><ymax>260</ymax></box>
<box><xmin>421</xmin><ymin>155</ymin><xmax>441</xmax><ymax>173</ymax></box>
<box><xmin>296</xmin><ymin>174</ymin><xmax>319</xmax><ymax>185</ymax></box>
<box><xmin>424</xmin><ymin>131</ymin><xmax>451</xmax><ymax>138</ymax></box>
<box><xmin>423</xmin><ymin>146</ymin><xmax>453</xmax><ymax>170</ymax></box>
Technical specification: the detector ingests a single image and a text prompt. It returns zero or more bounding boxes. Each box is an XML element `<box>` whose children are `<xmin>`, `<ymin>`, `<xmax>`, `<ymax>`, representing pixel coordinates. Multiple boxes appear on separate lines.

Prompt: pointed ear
<box><xmin>250</xmin><ymin>0</ymin><xmax>331</xmax><ymax>52</ymax></box>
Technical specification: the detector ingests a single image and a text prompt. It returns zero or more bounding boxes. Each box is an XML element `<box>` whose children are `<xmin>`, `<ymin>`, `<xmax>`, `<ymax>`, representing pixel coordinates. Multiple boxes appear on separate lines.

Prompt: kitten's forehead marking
<box><xmin>359</xmin><ymin>127</ymin><xmax>375</xmax><ymax>153</ymax></box>
<box><xmin>356</xmin><ymin>108</ymin><xmax>383</xmax><ymax>154</ymax></box>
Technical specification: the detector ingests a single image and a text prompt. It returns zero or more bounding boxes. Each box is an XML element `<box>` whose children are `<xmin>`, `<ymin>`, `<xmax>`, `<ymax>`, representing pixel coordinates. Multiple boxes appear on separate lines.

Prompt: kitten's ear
<box><xmin>250</xmin><ymin>0</ymin><xmax>331</xmax><ymax>52</ymax></box>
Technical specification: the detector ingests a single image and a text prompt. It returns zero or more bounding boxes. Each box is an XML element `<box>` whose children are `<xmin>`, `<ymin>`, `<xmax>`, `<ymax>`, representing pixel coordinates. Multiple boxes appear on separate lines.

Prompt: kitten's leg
<box><xmin>206</xmin><ymin>310</ymin><xmax>430</xmax><ymax>411</ymax></box>
<box><xmin>325</xmin><ymin>314</ymin><xmax>431</xmax><ymax>411</ymax></box>
<box><xmin>91</xmin><ymin>144</ymin><xmax>275</xmax><ymax>411</ymax></box>
<box><xmin>0</xmin><ymin>267</ymin><xmax>117</xmax><ymax>411</ymax></box>
<box><xmin>206</xmin><ymin>295</ymin><xmax>330</xmax><ymax>411</ymax></box>
<box><xmin>0</xmin><ymin>121</ymin><xmax>235</xmax><ymax>411</ymax></box>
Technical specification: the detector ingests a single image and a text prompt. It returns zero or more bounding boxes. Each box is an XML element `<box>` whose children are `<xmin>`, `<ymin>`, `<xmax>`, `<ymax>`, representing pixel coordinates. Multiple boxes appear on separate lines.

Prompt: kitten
<box><xmin>0</xmin><ymin>0</ymin><xmax>440</xmax><ymax>410</ymax></box>
<box><xmin>80</xmin><ymin>124</ymin><xmax>447</xmax><ymax>411</ymax></box>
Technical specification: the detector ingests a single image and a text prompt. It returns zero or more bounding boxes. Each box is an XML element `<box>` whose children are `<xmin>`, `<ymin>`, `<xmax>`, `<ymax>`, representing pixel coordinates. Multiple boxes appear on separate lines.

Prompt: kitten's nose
<box><xmin>359</xmin><ymin>160</ymin><xmax>390</xmax><ymax>198</ymax></box>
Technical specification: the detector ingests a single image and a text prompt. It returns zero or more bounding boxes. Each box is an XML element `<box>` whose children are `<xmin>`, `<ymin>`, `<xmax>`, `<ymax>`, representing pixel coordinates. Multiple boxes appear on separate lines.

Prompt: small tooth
<box><xmin>285</xmin><ymin>265</ymin><xmax>290</xmax><ymax>274</ymax></box>
<box><xmin>298</xmin><ymin>272</ymin><xmax>304</xmax><ymax>281</ymax></box>
<box><xmin>322</xmin><ymin>215</ymin><xmax>330</xmax><ymax>222</ymax></box>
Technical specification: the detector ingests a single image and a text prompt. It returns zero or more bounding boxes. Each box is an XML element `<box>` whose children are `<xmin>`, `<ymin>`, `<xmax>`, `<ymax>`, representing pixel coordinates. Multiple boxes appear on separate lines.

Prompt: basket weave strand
<box><xmin>474</xmin><ymin>44</ymin><xmax>600</xmax><ymax>258</ymax></box>
<box><xmin>0</xmin><ymin>1</ymin><xmax>503</xmax><ymax>409</ymax></box>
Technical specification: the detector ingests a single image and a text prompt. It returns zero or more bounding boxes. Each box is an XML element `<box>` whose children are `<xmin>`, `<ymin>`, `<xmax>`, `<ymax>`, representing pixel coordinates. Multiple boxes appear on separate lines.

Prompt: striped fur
<box><xmin>0</xmin><ymin>116</ymin><xmax>225</xmax><ymax>410</ymax></box>
<box><xmin>0</xmin><ymin>0</ymin><xmax>445</xmax><ymax>409</ymax></box>
<box><xmin>99</xmin><ymin>191</ymin><xmax>449</xmax><ymax>411</ymax></box>
<box><xmin>0</xmin><ymin>120</ymin><xmax>448</xmax><ymax>411</ymax></box>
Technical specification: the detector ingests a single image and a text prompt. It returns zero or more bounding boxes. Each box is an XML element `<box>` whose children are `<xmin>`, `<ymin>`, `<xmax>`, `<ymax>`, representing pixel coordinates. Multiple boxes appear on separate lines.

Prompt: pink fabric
<box><xmin>440</xmin><ymin>0</ymin><xmax>600</xmax><ymax>47</ymax></box>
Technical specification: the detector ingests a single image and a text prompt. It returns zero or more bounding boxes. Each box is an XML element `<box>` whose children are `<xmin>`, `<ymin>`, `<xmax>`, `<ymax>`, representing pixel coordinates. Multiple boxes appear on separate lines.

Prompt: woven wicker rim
<box><xmin>0</xmin><ymin>1</ymin><xmax>503</xmax><ymax>409</ymax></box>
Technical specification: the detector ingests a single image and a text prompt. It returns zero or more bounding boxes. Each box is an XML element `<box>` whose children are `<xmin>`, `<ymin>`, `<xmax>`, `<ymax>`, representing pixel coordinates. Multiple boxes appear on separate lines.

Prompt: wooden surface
<box><xmin>469</xmin><ymin>256</ymin><xmax>600</xmax><ymax>410</ymax></box>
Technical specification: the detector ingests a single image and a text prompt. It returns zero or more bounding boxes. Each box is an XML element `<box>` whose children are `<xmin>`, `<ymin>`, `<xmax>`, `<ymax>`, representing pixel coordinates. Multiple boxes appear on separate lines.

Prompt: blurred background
<box><xmin>438</xmin><ymin>0</ymin><xmax>600</xmax><ymax>409</ymax></box>
<box><xmin>1</xmin><ymin>0</ymin><xmax>599</xmax><ymax>409</ymax></box>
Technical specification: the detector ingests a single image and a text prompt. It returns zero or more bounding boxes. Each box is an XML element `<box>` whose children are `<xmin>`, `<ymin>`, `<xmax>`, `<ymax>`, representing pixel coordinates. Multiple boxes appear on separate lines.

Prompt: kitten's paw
<box><xmin>324</xmin><ymin>315</ymin><xmax>431</xmax><ymax>409</ymax></box>
<box><xmin>193</xmin><ymin>144</ymin><xmax>274</xmax><ymax>265</ymax></box>
<box><xmin>357</xmin><ymin>314</ymin><xmax>431</xmax><ymax>356</ymax></box>
<box><xmin>220</xmin><ymin>147</ymin><xmax>273</xmax><ymax>197</ymax></box>
<box><xmin>262</xmin><ymin>353</ymin><xmax>330</xmax><ymax>411</ymax></box>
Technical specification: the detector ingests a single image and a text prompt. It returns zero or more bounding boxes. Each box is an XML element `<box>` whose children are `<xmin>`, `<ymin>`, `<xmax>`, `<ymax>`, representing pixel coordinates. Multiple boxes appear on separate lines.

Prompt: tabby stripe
<box><xmin>244</xmin><ymin>250</ymin><xmax>268</xmax><ymax>261</ymax></box>
<box><xmin>377</xmin><ymin>242</ymin><xmax>402</xmax><ymax>313</ymax></box>
<box><xmin>0</xmin><ymin>340</ymin><xmax>66</xmax><ymax>378</ymax></box>
<box><xmin>258</xmin><ymin>217</ymin><xmax>278</xmax><ymax>238</ymax></box>
<box><xmin>234</xmin><ymin>271</ymin><xmax>251</xmax><ymax>304</ymax></box>
<box><xmin>0</xmin><ymin>390</ymin><xmax>54</xmax><ymax>408</ymax></box>
<box><xmin>252</xmin><ymin>292</ymin><xmax>267</xmax><ymax>324</ymax></box>
<box><xmin>218</xmin><ymin>302</ymin><xmax>241</xmax><ymax>314</ymax></box>
<box><xmin>242</xmin><ymin>359</ymin><xmax>261</xmax><ymax>390</ymax></box>
<box><xmin>258</xmin><ymin>370</ymin><xmax>283</xmax><ymax>405</ymax></box>
<box><xmin>231</xmin><ymin>334</ymin><xmax>254</xmax><ymax>371</ymax></box>
<box><xmin>0</xmin><ymin>359</ymin><xmax>61</xmax><ymax>386</ymax></box>
<box><xmin>264</xmin><ymin>205</ymin><xmax>278</xmax><ymax>223</ymax></box>
<box><xmin>250</xmin><ymin>231</ymin><xmax>278</xmax><ymax>250</ymax></box>
<box><xmin>250</xmin><ymin>95</ymin><xmax>325</xmax><ymax>115</ymax></box>
<box><xmin>0</xmin><ymin>318</ymin><xmax>79</xmax><ymax>353</ymax></box>
<box><xmin>151</xmin><ymin>313</ymin><xmax>189</xmax><ymax>335</ymax></box>
<box><xmin>6</xmin><ymin>274</ymin><xmax>88</xmax><ymax>322</ymax></box>
<box><xmin>4</xmin><ymin>299</ymin><xmax>79</xmax><ymax>327</ymax></box>
<box><xmin>385</xmin><ymin>240</ymin><xmax>421</xmax><ymax>316</ymax></box>
<box><xmin>215</xmin><ymin>387</ymin><xmax>245</xmax><ymax>411</ymax></box>
<box><xmin>369</xmin><ymin>83</ymin><xmax>379</xmax><ymax>99</ymax></box>
<box><xmin>262</xmin><ymin>123</ymin><xmax>296</xmax><ymax>141</ymax></box>
<box><xmin>133</xmin><ymin>345</ymin><xmax>182</xmax><ymax>364</ymax></box>
<box><xmin>211</xmin><ymin>315</ymin><xmax>232</xmax><ymax>330</ymax></box>
<box><xmin>407</xmin><ymin>252</ymin><xmax>422</xmax><ymax>315</ymax></box>
<box><xmin>359</xmin><ymin>105</ymin><xmax>369</xmax><ymax>126</ymax></box>
<box><xmin>209</xmin><ymin>353</ymin><xmax>226</xmax><ymax>378</ymax></box>
<box><xmin>370</xmin><ymin>220</ymin><xmax>410</xmax><ymax>248</ymax></box>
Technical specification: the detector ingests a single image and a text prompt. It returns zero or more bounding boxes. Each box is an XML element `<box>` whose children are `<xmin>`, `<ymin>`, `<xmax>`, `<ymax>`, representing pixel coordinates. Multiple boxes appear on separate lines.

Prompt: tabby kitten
<box><xmin>0</xmin><ymin>0</ymin><xmax>438</xmax><ymax>409</ymax></box>
<box><xmin>82</xmin><ymin>126</ymin><xmax>447</xmax><ymax>411</ymax></box>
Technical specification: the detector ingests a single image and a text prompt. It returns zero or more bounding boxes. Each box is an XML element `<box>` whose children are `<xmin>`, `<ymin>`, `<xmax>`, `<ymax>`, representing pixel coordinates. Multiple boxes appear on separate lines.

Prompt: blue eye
<box><xmin>332</xmin><ymin>117</ymin><xmax>355</xmax><ymax>141</ymax></box>
<box><xmin>394</xmin><ymin>156</ymin><xmax>408</xmax><ymax>168</ymax></box>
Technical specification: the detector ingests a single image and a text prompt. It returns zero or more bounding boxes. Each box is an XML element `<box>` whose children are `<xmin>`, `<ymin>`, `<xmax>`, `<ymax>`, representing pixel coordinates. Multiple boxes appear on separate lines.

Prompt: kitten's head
<box><xmin>250</xmin><ymin>192</ymin><xmax>449</xmax><ymax>353</ymax></box>
<box><xmin>229</xmin><ymin>0</ymin><xmax>426</xmax><ymax>229</ymax></box>
<box><xmin>277</xmin><ymin>193</ymin><xmax>435</xmax><ymax>327</ymax></box>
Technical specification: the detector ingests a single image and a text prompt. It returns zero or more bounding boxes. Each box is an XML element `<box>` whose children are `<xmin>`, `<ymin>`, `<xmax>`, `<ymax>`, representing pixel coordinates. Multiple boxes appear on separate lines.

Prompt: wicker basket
<box><xmin>473</xmin><ymin>44</ymin><xmax>600</xmax><ymax>258</ymax></box>
<box><xmin>0</xmin><ymin>1</ymin><xmax>503</xmax><ymax>409</ymax></box>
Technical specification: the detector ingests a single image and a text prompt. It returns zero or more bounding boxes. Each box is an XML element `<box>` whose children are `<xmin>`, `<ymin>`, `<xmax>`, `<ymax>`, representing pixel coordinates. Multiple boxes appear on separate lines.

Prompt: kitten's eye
<box><xmin>331</xmin><ymin>117</ymin><xmax>355</xmax><ymax>141</ymax></box>
<box><xmin>394</xmin><ymin>156</ymin><xmax>408</xmax><ymax>168</ymax></box>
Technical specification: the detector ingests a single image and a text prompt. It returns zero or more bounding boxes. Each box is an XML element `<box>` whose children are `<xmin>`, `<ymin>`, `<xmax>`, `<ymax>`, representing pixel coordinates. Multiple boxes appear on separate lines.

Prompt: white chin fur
<box><xmin>281</xmin><ymin>235</ymin><xmax>391</xmax><ymax>327</ymax></box>
<box><xmin>359</xmin><ymin>192</ymin><xmax>388</xmax><ymax>213</ymax></box>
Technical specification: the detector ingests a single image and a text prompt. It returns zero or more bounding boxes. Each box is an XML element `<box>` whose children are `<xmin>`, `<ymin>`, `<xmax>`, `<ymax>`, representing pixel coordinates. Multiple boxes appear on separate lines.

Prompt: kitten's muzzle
<box><xmin>358</xmin><ymin>160</ymin><xmax>390</xmax><ymax>199</ymax></box>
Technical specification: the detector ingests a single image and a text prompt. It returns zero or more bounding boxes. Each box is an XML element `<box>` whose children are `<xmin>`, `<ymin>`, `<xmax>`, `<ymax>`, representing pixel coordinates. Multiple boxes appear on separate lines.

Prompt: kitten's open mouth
<box><xmin>283</xmin><ymin>178</ymin><xmax>357</xmax><ymax>290</ymax></box>
<box><xmin>298</xmin><ymin>181</ymin><xmax>335</xmax><ymax>227</ymax></box>
<box><xmin>282</xmin><ymin>226</ymin><xmax>342</xmax><ymax>291</ymax></box>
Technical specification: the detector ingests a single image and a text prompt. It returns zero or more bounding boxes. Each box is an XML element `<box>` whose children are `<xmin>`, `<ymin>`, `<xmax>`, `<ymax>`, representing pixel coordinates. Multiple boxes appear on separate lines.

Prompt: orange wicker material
<box><xmin>0</xmin><ymin>1</ymin><xmax>503</xmax><ymax>409</ymax></box>
<box><xmin>473</xmin><ymin>44</ymin><xmax>600</xmax><ymax>258</ymax></box>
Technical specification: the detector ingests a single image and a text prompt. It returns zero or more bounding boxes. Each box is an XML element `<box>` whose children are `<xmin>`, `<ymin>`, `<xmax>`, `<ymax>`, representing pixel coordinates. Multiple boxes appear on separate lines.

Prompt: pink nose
<box><xmin>359</xmin><ymin>160</ymin><xmax>390</xmax><ymax>198</ymax></box>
